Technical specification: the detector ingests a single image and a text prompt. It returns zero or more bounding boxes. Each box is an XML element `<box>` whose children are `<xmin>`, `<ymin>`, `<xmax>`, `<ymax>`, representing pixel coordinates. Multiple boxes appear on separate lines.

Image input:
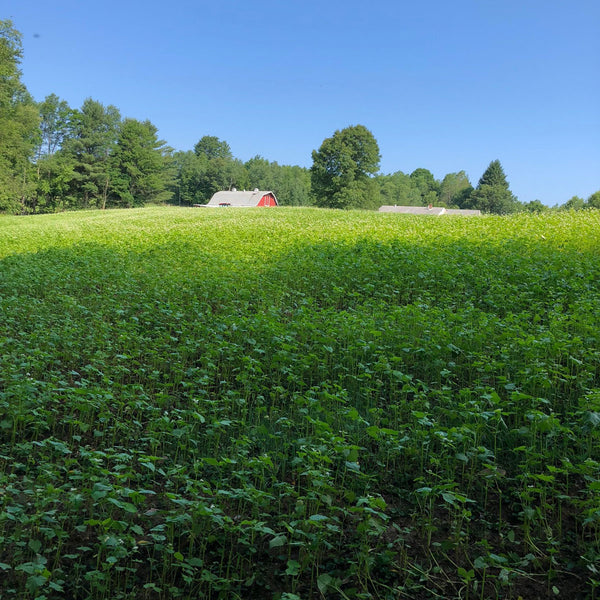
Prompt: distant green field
<box><xmin>1</xmin><ymin>207</ymin><xmax>599</xmax><ymax>599</ymax></box>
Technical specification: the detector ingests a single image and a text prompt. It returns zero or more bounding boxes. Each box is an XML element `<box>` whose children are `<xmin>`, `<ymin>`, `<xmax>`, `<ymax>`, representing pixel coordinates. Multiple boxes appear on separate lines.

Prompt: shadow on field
<box><xmin>1</xmin><ymin>230</ymin><xmax>598</xmax><ymax>319</ymax></box>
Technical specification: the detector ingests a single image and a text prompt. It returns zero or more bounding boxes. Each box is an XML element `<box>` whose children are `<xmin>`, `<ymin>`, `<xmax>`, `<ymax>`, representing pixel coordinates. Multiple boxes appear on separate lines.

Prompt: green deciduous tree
<box><xmin>190</xmin><ymin>136</ymin><xmax>248</xmax><ymax>200</ymax></box>
<box><xmin>172</xmin><ymin>151</ymin><xmax>207</xmax><ymax>205</ymax></box>
<box><xmin>29</xmin><ymin>94</ymin><xmax>74</xmax><ymax>213</ymax></box>
<box><xmin>194</xmin><ymin>136</ymin><xmax>232</xmax><ymax>160</ymax></box>
<box><xmin>201</xmin><ymin>156</ymin><xmax>249</xmax><ymax>198</ymax></box>
<box><xmin>586</xmin><ymin>190</ymin><xmax>600</xmax><ymax>209</ymax></box>
<box><xmin>0</xmin><ymin>19</ymin><xmax>39</xmax><ymax>213</ymax></box>
<box><xmin>522</xmin><ymin>199</ymin><xmax>547</xmax><ymax>213</ymax></box>
<box><xmin>376</xmin><ymin>171</ymin><xmax>420</xmax><ymax>206</ymax></box>
<box><xmin>33</xmin><ymin>152</ymin><xmax>77</xmax><ymax>212</ymax></box>
<box><xmin>245</xmin><ymin>155</ymin><xmax>275</xmax><ymax>190</ymax></box>
<box><xmin>562</xmin><ymin>195</ymin><xmax>585</xmax><ymax>210</ymax></box>
<box><xmin>311</xmin><ymin>124</ymin><xmax>381</xmax><ymax>209</ymax></box>
<box><xmin>410</xmin><ymin>168</ymin><xmax>439</xmax><ymax>206</ymax></box>
<box><xmin>273</xmin><ymin>164</ymin><xmax>312</xmax><ymax>206</ymax></box>
<box><xmin>438</xmin><ymin>171</ymin><xmax>473</xmax><ymax>207</ymax></box>
<box><xmin>172</xmin><ymin>140</ymin><xmax>251</xmax><ymax>205</ymax></box>
<box><xmin>37</xmin><ymin>93</ymin><xmax>72</xmax><ymax>158</ymax></box>
<box><xmin>244</xmin><ymin>156</ymin><xmax>311</xmax><ymax>206</ymax></box>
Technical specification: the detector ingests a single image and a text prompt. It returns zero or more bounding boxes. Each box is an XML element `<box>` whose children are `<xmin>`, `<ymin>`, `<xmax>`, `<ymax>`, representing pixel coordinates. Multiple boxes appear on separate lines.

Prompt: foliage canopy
<box><xmin>311</xmin><ymin>124</ymin><xmax>381</xmax><ymax>209</ymax></box>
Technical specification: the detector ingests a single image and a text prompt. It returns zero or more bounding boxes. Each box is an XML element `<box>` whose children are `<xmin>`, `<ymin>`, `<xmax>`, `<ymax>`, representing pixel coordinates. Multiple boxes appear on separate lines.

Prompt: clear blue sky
<box><xmin>5</xmin><ymin>0</ymin><xmax>600</xmax><ymax>205</ymax></box>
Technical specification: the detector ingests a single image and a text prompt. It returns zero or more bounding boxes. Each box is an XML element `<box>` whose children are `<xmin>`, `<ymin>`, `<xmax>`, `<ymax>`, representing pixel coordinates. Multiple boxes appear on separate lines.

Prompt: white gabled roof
<box><xmin>443</xmin><ymin>209</ymin><xmax>482</xmax><ymax>216</ymax></box>
<box><xmin>206</xmin><ymin>190</ymin><xmax>277</xmax><ymax>207</ymax></box>
<box><xmin>379</xmin><ymin>205</ymin><xmax>446</xmax><ymax>215</ymax></box>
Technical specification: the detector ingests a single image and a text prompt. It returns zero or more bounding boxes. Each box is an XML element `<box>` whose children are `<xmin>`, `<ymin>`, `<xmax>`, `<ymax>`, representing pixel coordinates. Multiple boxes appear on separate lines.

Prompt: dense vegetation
<box><xmin>2</xmin><ymin>19</ymin><xmax>599</xmax><ymax>215</ymax></box>
<box><xmin>0</xmin><ymin>207</ymin><xmax>599</xmax><ymax>599</ymax></box>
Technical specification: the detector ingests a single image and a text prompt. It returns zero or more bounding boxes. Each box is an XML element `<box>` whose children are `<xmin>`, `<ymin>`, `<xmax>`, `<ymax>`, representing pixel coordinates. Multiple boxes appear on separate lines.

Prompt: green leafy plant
<box><xmin>0</xmin><ymin>207</ymin><xmax>598</xmax><ymax>598</ymax></box>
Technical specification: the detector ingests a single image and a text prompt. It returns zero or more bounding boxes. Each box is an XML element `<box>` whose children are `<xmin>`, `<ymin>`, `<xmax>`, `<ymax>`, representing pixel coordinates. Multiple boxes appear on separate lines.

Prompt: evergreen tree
<box><xmin>61</xmin><ymin>98</ymin><xmax>121</xmax><ymax>208</ymax></box>
<box><xmin>477</xmin><ymin>159</ymin><xmax>509</xmax><ymax>188</ymax></box>
<box><xmin>465</xmin><ymin>160</ymin><xmax>519</xmax><ymax>214</ymax></box>
<box><xmin>109</xmin><ymin>118</ymin><xmax>173</xmax><ymax>207</ymax></box>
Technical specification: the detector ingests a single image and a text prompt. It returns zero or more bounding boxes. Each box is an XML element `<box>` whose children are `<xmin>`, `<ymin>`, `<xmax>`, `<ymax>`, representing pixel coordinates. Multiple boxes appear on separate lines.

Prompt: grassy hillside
<box><xmin>0</xmin><ymin>207</ymin><xmax>599</xmax><ymax>599</ymax></box>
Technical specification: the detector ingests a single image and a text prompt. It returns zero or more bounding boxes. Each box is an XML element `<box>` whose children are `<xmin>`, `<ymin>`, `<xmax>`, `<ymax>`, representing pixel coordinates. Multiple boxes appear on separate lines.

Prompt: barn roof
<box><xmin>206</xmin><ymin>190</ymin><xmax>278</xmax><ymax>207</ymax></box>
<box><xmin>379</xmin><ymin>206</ymin><xmax>481</xmax><ymax>216</ymax></box>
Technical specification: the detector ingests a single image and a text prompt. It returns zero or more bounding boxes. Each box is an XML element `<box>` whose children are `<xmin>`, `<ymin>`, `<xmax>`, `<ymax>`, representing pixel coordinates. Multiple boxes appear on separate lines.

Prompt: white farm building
<box><xmin>379</xmin><ymin>205</ymin><xmax>481</xmax><ymax>216</ymax></box>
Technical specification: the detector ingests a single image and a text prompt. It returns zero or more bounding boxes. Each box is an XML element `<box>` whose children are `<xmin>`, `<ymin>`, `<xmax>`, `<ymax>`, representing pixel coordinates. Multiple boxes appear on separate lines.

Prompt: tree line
<box><xmin>1</xmin><ymin>20</ymin><xmax>598</xmax><ymax>215</ymax></box>
<box><xmin>310</xmin><ymin>124</ymin><xmax>600</xmax><ymax>213</ymax></box>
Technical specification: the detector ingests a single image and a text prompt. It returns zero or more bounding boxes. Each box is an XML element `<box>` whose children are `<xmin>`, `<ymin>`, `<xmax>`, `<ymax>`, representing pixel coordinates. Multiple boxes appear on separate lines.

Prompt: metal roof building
<box><xmin>379</xmin><ymin>206</ymin><xmax>481</xmax><ymax>216</ymax></box>
<box><xmin>205</xmin><ymin>190</ymin><xmax>278</xmax><ymax>207</ymax></box>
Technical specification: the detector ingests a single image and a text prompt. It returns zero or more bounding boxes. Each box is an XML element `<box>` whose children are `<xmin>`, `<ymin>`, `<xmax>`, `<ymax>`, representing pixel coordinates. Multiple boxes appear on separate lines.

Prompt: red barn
<box><xmin>206</xmin><ymin>189</ymin><xmax>278</xmax><ymax>207</ymax></box>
